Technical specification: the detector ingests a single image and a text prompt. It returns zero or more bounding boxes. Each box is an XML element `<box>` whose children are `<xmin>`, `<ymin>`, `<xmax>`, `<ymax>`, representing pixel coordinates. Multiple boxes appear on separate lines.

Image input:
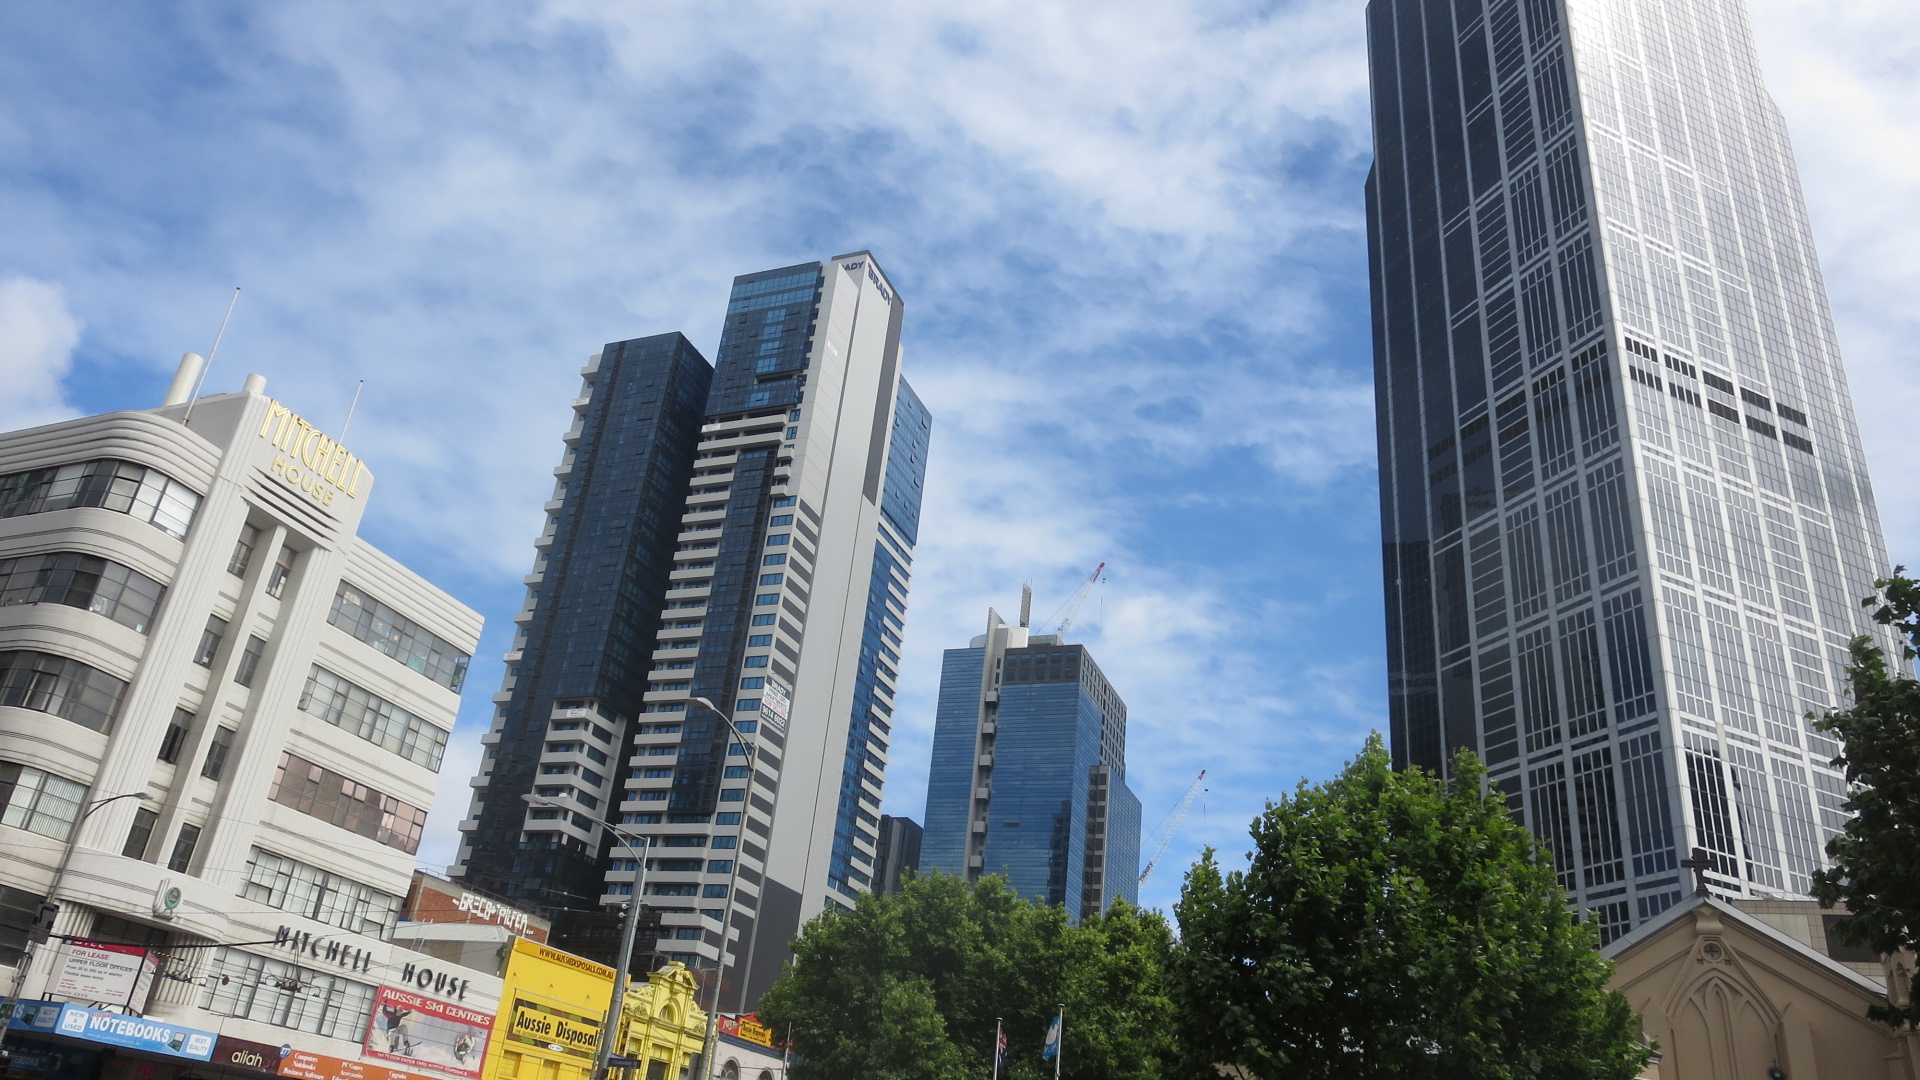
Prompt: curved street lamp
<box><xmin>685</xmin><ymin>695</ymin><xmax>756</xmax><ymax>1080</ymax></box>
<box><xmin>520</xmin><ymin>793</ymin><xmax>652</xmax><ymax>1080</ymax></box>
<box><xmin>0</xmin><ymin>790</ymin><xmax>153</xmax><ymax>1058</ymax></box>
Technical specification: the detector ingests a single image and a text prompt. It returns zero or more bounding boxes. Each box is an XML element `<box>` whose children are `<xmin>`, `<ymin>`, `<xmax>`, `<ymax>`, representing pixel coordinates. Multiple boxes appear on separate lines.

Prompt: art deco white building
<box><xmin>0</xmin><ymin>361</ymin><xmax>496</xmax><ymax>1076</ymax></box>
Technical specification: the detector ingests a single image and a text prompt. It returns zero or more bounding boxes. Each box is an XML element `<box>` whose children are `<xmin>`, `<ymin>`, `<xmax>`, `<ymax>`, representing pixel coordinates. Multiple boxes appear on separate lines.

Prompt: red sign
<box><xmin>277</xmin><ymin>1050</ymin><xmax>436</xmax><ymax>1080</ymax></box>
<box><xmin>362</xmin><ymin>986</ymin><xmax>493</xmax><ymax>1079</ymax></box>
<box><xmin>716</xmin><ymin>1013</ymin><xmax>779</xmax><ymax>1049</ymax></box>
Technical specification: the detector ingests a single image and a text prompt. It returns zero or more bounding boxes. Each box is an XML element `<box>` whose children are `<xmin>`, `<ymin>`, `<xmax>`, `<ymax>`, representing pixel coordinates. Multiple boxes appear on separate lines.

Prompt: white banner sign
<box><xmin>51</xmin><ymin>940</ymin><xmax>152</xmax><ymax>1005</ymax></box>
<box><xmin>760</xmin><ymin>678</ymin><xmax>791</xmax><ymax>732</ymax></box>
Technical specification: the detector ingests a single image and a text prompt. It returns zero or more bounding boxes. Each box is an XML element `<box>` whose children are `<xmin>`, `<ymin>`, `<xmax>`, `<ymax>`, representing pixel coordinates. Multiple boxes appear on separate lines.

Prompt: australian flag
<box><xmin>995</xmin><ymin>1028</ymin><xmax>1008</xmax><ymax>1072</ymax></box>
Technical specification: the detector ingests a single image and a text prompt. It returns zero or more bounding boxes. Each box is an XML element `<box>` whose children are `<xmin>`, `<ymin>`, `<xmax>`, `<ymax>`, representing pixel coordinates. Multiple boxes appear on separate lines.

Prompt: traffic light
<box><xmin>27</xmin><ymin>902</ymin><xmax>60</xmax><ymax>943</ymax></box>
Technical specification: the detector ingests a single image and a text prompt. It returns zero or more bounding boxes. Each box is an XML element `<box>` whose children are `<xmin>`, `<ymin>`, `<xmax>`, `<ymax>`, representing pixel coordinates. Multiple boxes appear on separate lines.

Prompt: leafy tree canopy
<box><xmin>1172</xmin><ymin>735</ymin><xmax>1648</xmax><ymax>1080</ymax></box>
<box><xmin>1813</xmin><ymin>570</ymin><xmax>1920</xmax><ymax>1028</ymax></box>
<box><xmin>757</xmin><ymin>873</ymin><xmax>1176</xmax><ymax>1080</ymax></box>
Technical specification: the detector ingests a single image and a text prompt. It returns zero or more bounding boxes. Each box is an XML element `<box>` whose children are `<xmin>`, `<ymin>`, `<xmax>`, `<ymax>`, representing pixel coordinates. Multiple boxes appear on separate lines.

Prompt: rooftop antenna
<box><xmin>1019</xmin><ymin>583</ymin><xmax>1032</xmax><ymax>628</ymax></box>
<box><xmin>338</xmin><ymin>380</ymin><xmax>366</xmax><ymax>442</ymax></box>
<box><xmin>181</xmin><ymin>287</ymin><xmax>241</xmax><ymax>425</ymax></box>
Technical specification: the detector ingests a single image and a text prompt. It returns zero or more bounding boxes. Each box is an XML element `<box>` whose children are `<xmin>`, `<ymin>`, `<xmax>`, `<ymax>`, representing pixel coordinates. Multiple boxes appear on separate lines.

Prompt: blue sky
<box><xmin>1</xmin><ymin>0</ymin><xmax>1913</xmax><ymax>914</ymax></box>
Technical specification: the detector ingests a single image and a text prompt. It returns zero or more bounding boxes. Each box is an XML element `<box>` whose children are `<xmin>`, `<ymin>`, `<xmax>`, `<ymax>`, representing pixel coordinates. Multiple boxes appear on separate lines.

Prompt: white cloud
<box><xmin>1747</xmin><ymin>0</ymin><xmax>1920</xmax><ymax>557</ymax></box>
<box><xmin>0</xmin><ymin>276</ymin><xmax>81</xmax><ymax>432</ymax></box>
<box><xmin>0</xmin><ymin>0</ymin><xmax>1912</xmax><ymax>913</ymax></box>
<box><xmin>419</xmin><ymin>725</ymin><xmax>486</xmax><ymax>876</ymax></box>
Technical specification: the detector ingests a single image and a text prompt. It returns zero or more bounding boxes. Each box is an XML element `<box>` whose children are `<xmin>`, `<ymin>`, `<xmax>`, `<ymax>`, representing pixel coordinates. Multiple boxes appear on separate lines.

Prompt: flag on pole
<box><xmin>1041</xmin><ymin>1011</ymin><xmax>1062</xmax><ymax>1062</ymax></box>
<box><xmin>993</xmin><ymin>1019</ymin><xmax>1008</xmax><ymax>1078</ymax></box>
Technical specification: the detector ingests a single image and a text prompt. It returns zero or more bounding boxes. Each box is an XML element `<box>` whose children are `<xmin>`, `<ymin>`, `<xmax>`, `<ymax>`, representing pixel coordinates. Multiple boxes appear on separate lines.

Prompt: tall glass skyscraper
<box><xmin>1367</xmin><ymin>0</ymin><xmax>1894</xmax><ymax>939</ymax></box>
<box><xmin>921</xmin><ymin>608</ymin><xmax>1141</xmax><ymax>921</ymax></box>
<box><xmin>458</xmin><ymin>253</ymin><xmax>930</xmax><ymax>1008</ymax></box>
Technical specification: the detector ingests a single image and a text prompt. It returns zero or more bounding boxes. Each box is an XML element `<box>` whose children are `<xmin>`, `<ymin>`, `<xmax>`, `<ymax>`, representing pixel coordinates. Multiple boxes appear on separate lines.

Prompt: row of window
<box><xmin>298</xmin><ymin>665</ymin><xmax>449</xmax><ymax>770</ymax></box>
<box><xmin>328</xmin><ymin>583</ymin><xmax>471</xmax><ymax>692</ymax></box>
<box><xmin>645</xmin><ymin>882</ymin><xmax>732</xmax><ymax>898</ymax></box>
<box><xmin>0</xmin><ymin>762</ymin><xmax>201</xmax><ymax>881</ymax></box>
<box><xmin>0</xmin><ymin>459</ymin><xmax>200</xmax><ymax>540</ymax></box>
<box><xmin>0</xmin><ymin>649</ymin><xmax>127</xmax><ymax>733</ymax></box>
<box><xmin>0</xmin><ymin>551</ymin><xmax>167</xmax><ymax>634</ymax></box>
<box><xmin>241</xmin><ymin>846</ymin><xmax>403</xmax><ymax>939</ymax></box>
<box><xmin>620</xmin><ymin>810</ymin><xmax>745</xmax><ymax>826</ymax></box>
<box><xmin>268</xmin><ymin>751</ymin><xmax>426</xmax><ymax>854</ymax></box>
<box><xmin>0</xmin><ymin>761</ymin><xmax>86</xmax><ymax>840</ymax></box>
<box><xmin>199</xmin><ymin>947</ymin><xmax>374</xmax><ymax>1041</ymax></box>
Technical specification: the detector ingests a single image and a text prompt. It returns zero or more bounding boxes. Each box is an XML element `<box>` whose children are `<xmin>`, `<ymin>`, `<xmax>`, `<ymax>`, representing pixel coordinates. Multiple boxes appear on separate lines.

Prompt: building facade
<box><xmin>1606</xmin><ymin>895</ymin><xmax>1920</xmax><ymax>1079</ymax></box>
<box><xmin>0</xmin><ymin>366</ymin><xmax>496</xmax><ymax>1080</ymax></box>
<box><xmin>1366</xmin><ymin>0</ymin><xmax>1894</xmax><ymax>938</ymax></box>
<box><xmin>920</xmin><ymin>608</ymin><xmax>1141</xmax><ymax>921</ymax></box>
<box><xmin>479</xmin><ymin>938</ymin><xmax>615</xmax><ymax>1080</ymax></box>
<box><xmin>457</xmin><ymin>254</ymin><xmax>930</xmax><ymax>1011</ymax></box>
<box><xmin>457</xmin><ymin>333</ymin><xmax>712</xmax><ymax>932</ymax></box>
<box><xmin>870</xmin><ymin>815</ymin><xmax>922</xmax><ymax>896</ymax></box>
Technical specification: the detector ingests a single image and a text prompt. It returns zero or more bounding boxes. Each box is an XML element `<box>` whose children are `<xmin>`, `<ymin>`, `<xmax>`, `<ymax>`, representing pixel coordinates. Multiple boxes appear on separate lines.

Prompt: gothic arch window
<box><xmin>1670</xmin><ymin>970</ymin><xmax>1785</xmax><ymax>1077</ymax></box>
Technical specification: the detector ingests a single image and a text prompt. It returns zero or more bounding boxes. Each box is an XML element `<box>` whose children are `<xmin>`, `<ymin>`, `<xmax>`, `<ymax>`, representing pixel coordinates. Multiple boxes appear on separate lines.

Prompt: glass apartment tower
<box><xmin>921</xmin><ymin>608</ymin><xmax>1141</xmax><ymax>921</ymax></box>
<box><xmin>1367</xmin><ymin>0</ymin><xmax>1894</xmax><ymax>940</ymax></box>
<box><xmin>458</xmin><ymin>253</ymin><xmax>930</xmax><ymax>1008</ymax></box>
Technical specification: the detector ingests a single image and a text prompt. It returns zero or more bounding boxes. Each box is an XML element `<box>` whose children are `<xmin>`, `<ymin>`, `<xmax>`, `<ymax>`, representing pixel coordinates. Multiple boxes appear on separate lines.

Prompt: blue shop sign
<box><xmin>8</xmin><ymin>1003</ymin><xmax>216</xmax><ymax>1061</ymax></box>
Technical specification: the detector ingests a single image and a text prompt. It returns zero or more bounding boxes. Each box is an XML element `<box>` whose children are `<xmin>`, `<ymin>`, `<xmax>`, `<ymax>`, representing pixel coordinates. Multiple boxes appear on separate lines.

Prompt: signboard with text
<box><xmin>278</xmin><ymin>1048</ymin><xmax>434</xmax><ymax>1080</ymax></box>
<box><xmin>715</xmin><ymin>1013</ymin><xmax>778</xmax><ymax>1049</ymax></box>
<box><xmin>50</xmin><ymin>940</ymin><xmax>153</xmax><ymax>1007</ymax></box>
<box><xmin>39</xmin><ymin>1004</ymin><xmax>215</xmax><ymax>1060</ymax></box>
<box><xmin>363</xmin><ymin>986</ymin><xmax>493</xmax><ymax>1079</ymax></box>
<box><xmin>504</xmin><ymin>998</ymin><xmax>598</xmax><ymax>1059</ymax></box>
<box><xmin>213</xmin><ymin>1035</ymin><xmax>290</xmax><ymax>1076</ymax></box>
<box><xmin>760</xmin><ymin>678</ymin><xmax>791</xmax><ymax>733</ymax></box>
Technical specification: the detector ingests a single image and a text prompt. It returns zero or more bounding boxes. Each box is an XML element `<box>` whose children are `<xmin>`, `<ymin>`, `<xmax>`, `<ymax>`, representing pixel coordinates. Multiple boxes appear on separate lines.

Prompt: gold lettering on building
<box><xmin>257</xmin><ymin>399</ymin><xmax>368</xmax><ymax>508</ymax></box>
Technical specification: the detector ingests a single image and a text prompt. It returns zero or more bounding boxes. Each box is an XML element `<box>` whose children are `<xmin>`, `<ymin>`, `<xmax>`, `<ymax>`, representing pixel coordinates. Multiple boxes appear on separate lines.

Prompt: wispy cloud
<box><xmin>1747</xmin><ymin>0</ymin><xmax>1920</xmax><ymax>554</ymax></box>
<box><xmin>0</xmin><ymin>277</ymin><xmax>81</xmax><ymax>432</ymax></box>
<box><xmin>0</xmin><ymin>0</ymin><xmax>1911</xmax><ymax>908</ymax></box>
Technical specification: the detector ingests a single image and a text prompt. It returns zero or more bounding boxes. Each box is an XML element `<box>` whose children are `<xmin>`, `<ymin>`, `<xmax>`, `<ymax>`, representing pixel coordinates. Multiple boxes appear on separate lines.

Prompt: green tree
<box><xmin>1813</xmin><ymin>570</ymin><xmax>1920</xmax><ymax>1028</ymax></box>
<box><xmin>1171</xmin><ymin>735</ymin><xmax>1648</xmax><ymax>1080</ymax></box>
<box><xmin>756</xmin><ymin>873</ymin><xmax>1176</xmax><ymax>1080</ymax></box>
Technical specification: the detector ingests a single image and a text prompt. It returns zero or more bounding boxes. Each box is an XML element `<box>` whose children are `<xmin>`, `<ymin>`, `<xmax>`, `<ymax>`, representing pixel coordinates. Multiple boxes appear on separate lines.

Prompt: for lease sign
<box><xmin>50</xmin><ymin>940</ymin><xmax>151</xmax><ymax>1004</ymax></box>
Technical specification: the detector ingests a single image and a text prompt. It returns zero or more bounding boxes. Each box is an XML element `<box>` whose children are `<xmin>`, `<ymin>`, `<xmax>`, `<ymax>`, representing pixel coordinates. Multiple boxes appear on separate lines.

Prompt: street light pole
<box><xmin>0</xmin><ymin>791</ymin><xmax>151</xmax><ymax>1058</ymax></box>
<box><xmin>686</xmin><ymin>696</ymin><xmax>755</xmax><ymax>1080</ymax></box>
<box><xmin>522</xmin><ymin>795</ymin><xmax>651</xmax><ymax>1080</ymax></box>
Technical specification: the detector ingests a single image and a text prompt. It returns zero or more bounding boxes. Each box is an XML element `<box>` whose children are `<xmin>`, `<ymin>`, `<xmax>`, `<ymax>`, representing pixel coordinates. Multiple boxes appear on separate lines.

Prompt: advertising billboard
<box><xmin>40</xmin><ymin>1004</ymin><xmax>215</xmax><ymax>1060</ymax></box>
<box><xmin>760</xmin><ymin>677</ymin><xmax>791</xmax><ymax>733</ymax></box>
<box><xmin>49</xmin><ymin>941</ymin><xmax>155</xmax><ymax>1007</ymax></box>
<box><xmin>715</xmin><ymin>1013</ymin><xmax>777</xmax><ymax>1049</ymax></box>
<box><xmin>364</xmin><ymin>986</ymin><xmax>494</xmax><ymax>1079</ymax></box>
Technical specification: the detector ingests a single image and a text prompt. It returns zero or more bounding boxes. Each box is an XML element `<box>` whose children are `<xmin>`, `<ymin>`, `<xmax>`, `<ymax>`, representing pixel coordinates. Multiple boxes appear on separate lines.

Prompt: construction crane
<box><xmin>1050</xmin><ymin>561</ymin><xmax>1107</xmax><ymax>636</ymax></box>
<box><xmin>1139</xmin><ymin>769</ymin><xmax>1207</xmax><ymax>885</ymax></box>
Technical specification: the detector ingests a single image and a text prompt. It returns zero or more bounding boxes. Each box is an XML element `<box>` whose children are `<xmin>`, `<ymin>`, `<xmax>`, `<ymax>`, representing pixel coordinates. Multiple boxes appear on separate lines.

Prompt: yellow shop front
<box><xmin>480</xmin><ymin>940</ymin><xmax>615</xmax><ymax>1080</ymax></box>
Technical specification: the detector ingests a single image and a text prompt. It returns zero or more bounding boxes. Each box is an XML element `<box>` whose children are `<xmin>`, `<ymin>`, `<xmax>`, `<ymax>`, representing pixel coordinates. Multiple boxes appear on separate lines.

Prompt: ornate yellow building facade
<box><xmin>614</xmin><ymin>962</ymin><xmax>709</xmax><ymax>1080</ymax></box>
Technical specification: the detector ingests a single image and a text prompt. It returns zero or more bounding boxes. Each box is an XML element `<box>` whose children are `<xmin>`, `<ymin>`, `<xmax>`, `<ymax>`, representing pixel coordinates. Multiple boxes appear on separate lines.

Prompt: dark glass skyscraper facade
<box><xmin>1368</xmin><ymin>0</ymin><xmax>1893</xmax><ymax>939</ymax></box>
<box><xmin>459</xmin><ymin>254</ymin><xmax>928</xmax><ymax>1010</ymax></box>
<box><xmin>460</xmin><ymin>333</ymin><xmax>711</xmax><ymax>915</ymax></box>
<box><xmin>921</xmin><ymin>611</ymin><xmax>1141</xmax><ymax>921</ymax></box>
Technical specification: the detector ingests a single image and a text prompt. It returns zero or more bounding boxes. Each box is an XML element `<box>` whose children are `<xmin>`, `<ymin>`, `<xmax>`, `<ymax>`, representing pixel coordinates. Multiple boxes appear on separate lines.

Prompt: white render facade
<box><xmin>0</xmin><ymin>372</ymin><xmax>494</xmax><ymax>1060</ymax></box>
